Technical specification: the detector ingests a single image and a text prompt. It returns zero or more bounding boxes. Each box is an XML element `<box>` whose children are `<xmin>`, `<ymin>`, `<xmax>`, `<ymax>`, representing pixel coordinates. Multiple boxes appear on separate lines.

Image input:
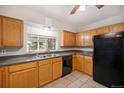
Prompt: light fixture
<box><xmin>43</xmin><ymin>26</ymin><xmax>51</xmax><ymax>31</ymax></box>
<box><xmin>79</xmin><ymin>5</ymin><xmax>86</xmax><ymax>11</ymax></box>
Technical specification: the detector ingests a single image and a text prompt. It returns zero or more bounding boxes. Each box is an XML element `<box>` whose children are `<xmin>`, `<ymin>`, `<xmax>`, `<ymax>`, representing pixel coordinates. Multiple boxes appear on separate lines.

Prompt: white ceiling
<box><xmin>30</xmin><ymin>5</ymin><xmax>124</xmax><ymax>27</ymax></box>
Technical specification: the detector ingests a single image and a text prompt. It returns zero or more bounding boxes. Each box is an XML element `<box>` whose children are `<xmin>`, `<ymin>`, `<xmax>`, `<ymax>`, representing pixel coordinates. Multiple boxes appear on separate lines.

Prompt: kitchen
<box><xmin>0</xmin><ymin>5</ymin><xmax>124</xmax><ymax>88</ymax></box>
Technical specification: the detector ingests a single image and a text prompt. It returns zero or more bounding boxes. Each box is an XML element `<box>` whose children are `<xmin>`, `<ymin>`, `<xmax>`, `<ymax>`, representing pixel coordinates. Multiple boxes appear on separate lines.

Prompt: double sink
<box><xmin>33</xmin><ymin>53</ymin><xmax>60</xmax><ymax>60</ymax></box>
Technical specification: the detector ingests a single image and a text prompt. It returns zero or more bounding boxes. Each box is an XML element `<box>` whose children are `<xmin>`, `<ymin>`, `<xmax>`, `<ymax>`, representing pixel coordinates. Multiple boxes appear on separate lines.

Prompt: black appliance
<box><xmin>62</xmin><ymin>55</ymin><xmax>72</xmax><ymax>77</ymax></box>
<box><xmin>93</xmin><ymin>32</ymin><xmax>124</xmax><ymax>88</ymax></box>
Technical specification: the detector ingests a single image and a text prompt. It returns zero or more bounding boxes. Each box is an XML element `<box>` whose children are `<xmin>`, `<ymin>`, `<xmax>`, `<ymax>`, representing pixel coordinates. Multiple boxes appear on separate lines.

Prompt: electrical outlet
<box><xmin>1</xmin><ymin>50</ymin><xmax>6</xmax><ymax>54</ymax></box>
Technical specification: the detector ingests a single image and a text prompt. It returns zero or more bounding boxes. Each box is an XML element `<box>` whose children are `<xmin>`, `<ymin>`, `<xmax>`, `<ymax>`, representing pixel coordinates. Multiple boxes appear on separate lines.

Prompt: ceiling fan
<box><xmin>70</xmin><ymin>5</ymin><xmax>104</xmax><ymax>15</ymax></box>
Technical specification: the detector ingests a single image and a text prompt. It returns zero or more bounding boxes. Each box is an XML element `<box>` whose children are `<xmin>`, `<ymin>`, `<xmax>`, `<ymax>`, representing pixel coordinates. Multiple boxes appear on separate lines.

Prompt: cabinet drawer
<box><xmin>39</xmin><ymin>59</ymin><xmax>52</xmax><ymax>66</ymax></box>
<box><xmin>9</xmin><ymin>62</ymin><xmax>37</xmax><ymax>73</ymax></box>
<box><xmin>53</xmin><ymin>57</ymin><xmax>62</xmax><ymax>63</ymax></box>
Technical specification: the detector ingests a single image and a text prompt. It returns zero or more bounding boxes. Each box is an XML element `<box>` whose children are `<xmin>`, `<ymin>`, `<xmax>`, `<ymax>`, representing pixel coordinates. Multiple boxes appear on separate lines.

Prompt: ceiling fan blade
<box><xmin>96</xmin><ymin>5</ymin><xmax>104</xmax><ymax>9</ymax></box>
<box><xmin>70</xmin><ymin>5</ymin><xmax>80</xmax><ymax>15</ymax></box>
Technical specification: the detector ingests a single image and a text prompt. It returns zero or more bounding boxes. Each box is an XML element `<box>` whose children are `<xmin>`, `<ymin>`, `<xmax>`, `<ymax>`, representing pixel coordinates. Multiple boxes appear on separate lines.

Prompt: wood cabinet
<box><xmin>61</xmin><ymin>30</ymin><xmax>76</xmax><ymax>47</ymax></box>
<box><xmin>84</xmin><ymin>29</ymin><xmax>96</xmax><ymax>46</ymax></box>
<box><xmin>0</xmin><ymin>68</ymin><xmax>3</xmax><ymax>88</ymax></box>
<box><xmin>109</xmin><ymin>22</ymin><xmax>124</xmax><ymax>32</ymax></box>
<box><xmin>9</xmin><ymin>68</ymin><xmax>38</xmax><ymax>88</ymax></box>
<box><xmin>0</xmin><ymin>16</ymin><xmax>2</xmax><ymax>47</ymax></box>
<box><xmin>0</xmin><ymin>57</ymin><xmax>63</xmax><ymax>88</ymax></box>
<box><xmin>73</xmin><ymin>54</ymin><xmax>93</xmax><ymax>76</ymax></box>
<box><xmin>0</xmin><ymin>67</ymin><xmax>8</xmax><ymax>88</ymax></box>
<box><xmin>76</xmin><ymin>32</ymin><xmax>84</xmax><ymax>46</ymax></box>
<box><xmin>52</xmin><ymin>57</ymin><xmax>62</xmax><ymax>80</ymax></box>
<box><xmin>84</xmin><ymin>56</ymin><xmax>93</xmax><ymax>76</ymax></box>
<box><xmin>8</xmin><ymin>62</ymin><xmax>38</xmax><ymax>88</ymax></box>
<box><xmin>38</xmin><ymin>59</ymin><xmax>52</xmax><ymax>86</ymax></box>
<box><xmin>72</xmin><ymin>54</ymin><xmax>84</xmax><ymax>72</ymax></box>
<box><xmin>96</xmin><ymin>26</ymin><xmax>110</xmax><ymax>35</ymax></box>
<box><xmin>0</xmin><ymin>16</ymin><xmax>23</xmax><ymax>48</ymax></box>
<box><xmin>72</xmin><ymin>55</ymin><xmax>78</xmax><ymax>70</ymax></box>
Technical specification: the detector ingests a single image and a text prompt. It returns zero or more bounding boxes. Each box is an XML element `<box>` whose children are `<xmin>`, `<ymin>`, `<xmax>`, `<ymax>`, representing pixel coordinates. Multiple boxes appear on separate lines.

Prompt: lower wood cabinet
<box><xmin>38</xmin><ymin>60</ymin><xmax>52</xmax><ymax>86</ymax></box>
<box><xmin>84</xmin><ymin>56</ymin><xmax>93</xmax><ymax>76</ymax></box>
<box><xmin>72</xmin><ymin>54</ymin><xmax>84</xmax><ymax>72</ymax></box>
<box><xmin>0</xmin><ymin>57</ymin><xmax>62</xmax><ymax>88</ymax></box>
<box><xmin>73</xmin><ymin>54</ymin><xmax>93</xmax><ymax>76</ymax></box>
<box><xmin>72</xmin><ymin>55</ymin><xmax>78</xmax><ymax>70</ymax></box>
<box><xmin>53</xmin><ymin>62</ymin><xmax>62</xmax><ymax>80</ymax></box>
<box><xmin>9</xmin><ymin>68</ymin><xmax>38</xmax><ymax>88</ymax></box>
<box><xmin>39</xmin><ymin>64</ymin><xmax>52</xmax><ymax>86</ymax></box>
<box><xmin>52</xmin><ymin>58</ymin><xmax>62</xmax><ymax>80</ymax></box>
<box><xmin>0</xmin><ymin>68</ymin><xmax>3</xmax><ymax>88</ymax></box>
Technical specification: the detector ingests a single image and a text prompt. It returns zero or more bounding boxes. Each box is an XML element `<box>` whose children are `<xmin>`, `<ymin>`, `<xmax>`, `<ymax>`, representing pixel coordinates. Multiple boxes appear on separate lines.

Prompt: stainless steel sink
<box><xmin>35</xmin><ymin>53</ymin><xmax>59</xmax><ymax>59</ymax></box>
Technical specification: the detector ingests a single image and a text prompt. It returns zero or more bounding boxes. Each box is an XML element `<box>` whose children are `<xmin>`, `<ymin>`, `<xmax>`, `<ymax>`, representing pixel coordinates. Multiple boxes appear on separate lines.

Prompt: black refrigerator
<box><xmin>93</xmin><ymin>32</ymin><xmax>124</xmax><ymax>88</ymax></box>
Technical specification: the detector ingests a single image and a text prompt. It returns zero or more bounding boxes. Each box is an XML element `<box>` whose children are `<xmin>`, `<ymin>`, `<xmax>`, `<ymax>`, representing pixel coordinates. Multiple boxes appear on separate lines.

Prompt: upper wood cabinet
<box><xmin>76</xmin><ymin>32</ymin><xmax>84</xmax><ymax>46</ymax></box>
<box><xmin>96</xmin><ymin>26</ymin><xmax>110</xmax><ymax>35</ymax></box>
<box><xmin>84</xmin><ymin>29</ymin><xmax>96</xmax><ymax>46</ymax></box>
<box><xmin>109</xmin><ymin>22</ymin><xmax>124</xmax><ymax>32</ymax></box>
<box><xmin>61</xmin><ymin>30</ymin><xmax>76</xmax><ymax>47</ymax></box>
<box><xmin>84</xmin><ymin>56</ymin><xmax>93</xmax><ymax>76</ymax></box>
<box><xmin>0</xmin><ymin>16</ymin><xmax>23</xmax><ymax>48</ymax></box>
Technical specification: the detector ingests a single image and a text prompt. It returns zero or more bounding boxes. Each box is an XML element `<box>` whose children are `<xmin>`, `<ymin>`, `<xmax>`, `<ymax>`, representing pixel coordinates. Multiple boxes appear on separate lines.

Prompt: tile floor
<box><xmin>42</xmin><ymin>71</ymin><xmax>107</xmax><ymax>88</ymax></box>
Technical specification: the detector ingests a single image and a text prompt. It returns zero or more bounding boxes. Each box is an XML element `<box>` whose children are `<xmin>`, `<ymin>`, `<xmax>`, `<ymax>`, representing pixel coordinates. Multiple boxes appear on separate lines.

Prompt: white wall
<box><xmin>0</xmin><ymin>6</ymin><xmax>75</xmax><ymax>56</ymax></box>
<box><xmin>75</xmin><ymin>14</ymin><xmax>124</xmax><ymax>52</ymax></box>
<box><xmin>77</xmin><ymin>14</ymin><xmax>124</xmax><ymax>32</ymax></box>
<box><xmin>0</xmin><ymin>6</ymin><xmax>76</xmax><ymax>32</ymax></box>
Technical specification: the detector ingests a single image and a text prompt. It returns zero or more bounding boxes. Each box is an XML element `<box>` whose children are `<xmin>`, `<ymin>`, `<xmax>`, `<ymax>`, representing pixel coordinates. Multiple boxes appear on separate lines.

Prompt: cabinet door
<box><xmin>39</xmin><ymin>64</ymin><xmax>52</xmax><ymax>86</ymax></box>
<box><xmin>72</xmin><ymin>55</ymin><xmax>78</xmax><ymax>70</ymax></box>
<box><xmin>71</xmin><ymin>33</ymin><xmax>76</xmax><ymax>46</ymax></box>
<box><xmin>110</xmin><ymin>22</ymin><xmax>124</xmax><ymax>32</ymax></box>
<box><xmin>76</xmin><ymin>33</ymin><xmax>80</xmax><ymax>46</ymax></box>
<box><xmin>84</xmin><ymin>30</ymin><xmax>96</xmax><ymax>46</ymax></box>
<box><xmin>76</xmin><ymin>55</ymin><xmax>84</xmax><ymax>72</ymax></box>
<box><xmin>0</xmin><ymin>69</ymin><xmax>3</xmax><ymax>88</ymax></box>
<box><xmin>61</xmin><ymin>31</ymin><xmax>76</xmax><ymax>47</ymax></box>
<box><xmin>73</xmin><ymin>54</ymin><xmax>84</xmax><ymax>72</ymax></box>
<box><xmin>0</xmin><ymin>16</ymin><xmax>1</xmax><ymax>47</ymax></box>
<box><xmin>9</xmin><ymin>68</ymin><xmax>38</xmax><ymax>88</ymax></box>
<box><xmin>53</xmin><ymin>62</ymin><xmax>62</xmax><ymax>80</ymax></box>
<box><xmin>96</xmin><ymin>26</ymin><xmax>109</xmax><ymax>35</ymax></box>
<box><xmin>2</xmin><ymin>16</ymin><xmax>23</xmax><ymax>47</ymax></box>
<box><xmin>80</xmin><ymin>32</ymin><xmax>84</xmax><ymax>46</ymax></box>
<box><xmin>76</xmin><ymin>32</ymin><xmax>84</xmax><ymax>46</ymax></box>
<box><xmin>84</xmin><ymin>56</ymin><xmax>93</xmax><ymax>76</ymax></box>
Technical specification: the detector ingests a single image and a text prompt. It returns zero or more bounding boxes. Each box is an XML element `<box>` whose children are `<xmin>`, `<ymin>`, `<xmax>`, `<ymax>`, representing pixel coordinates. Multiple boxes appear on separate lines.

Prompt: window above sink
<box><xmin>27</xmin><ymin>34</ymin><xmax>56</xmax><ymax>53</ymax></box>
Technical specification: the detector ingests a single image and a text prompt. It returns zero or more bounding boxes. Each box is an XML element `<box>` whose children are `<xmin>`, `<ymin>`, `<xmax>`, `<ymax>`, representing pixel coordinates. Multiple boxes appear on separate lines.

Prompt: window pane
<box><xmin>27</xmin><ymin>34</ymin><xmax>56</xmax><ymax>53</ymax></box>
<box><xmin>39</xmin><ymin>38</ymin><xmax>48</xmax><ymax>52</ymax></box>
<box><xmin>48</xmin><ymin>38</ymin><xmax>56</xmax><ymax>50</ymax></box>
<box><xmin>27</xmin><ymin>36</ymin><xmax>38</xmax><ymax>52</ymax></box>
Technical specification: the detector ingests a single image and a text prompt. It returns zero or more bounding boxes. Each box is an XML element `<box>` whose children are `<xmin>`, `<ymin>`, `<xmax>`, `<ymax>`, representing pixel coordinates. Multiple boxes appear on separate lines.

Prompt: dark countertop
<box><xmin>0</xmin><ymin>50</ymin><xmax>93</xmax><ymax>67</ymax></box>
